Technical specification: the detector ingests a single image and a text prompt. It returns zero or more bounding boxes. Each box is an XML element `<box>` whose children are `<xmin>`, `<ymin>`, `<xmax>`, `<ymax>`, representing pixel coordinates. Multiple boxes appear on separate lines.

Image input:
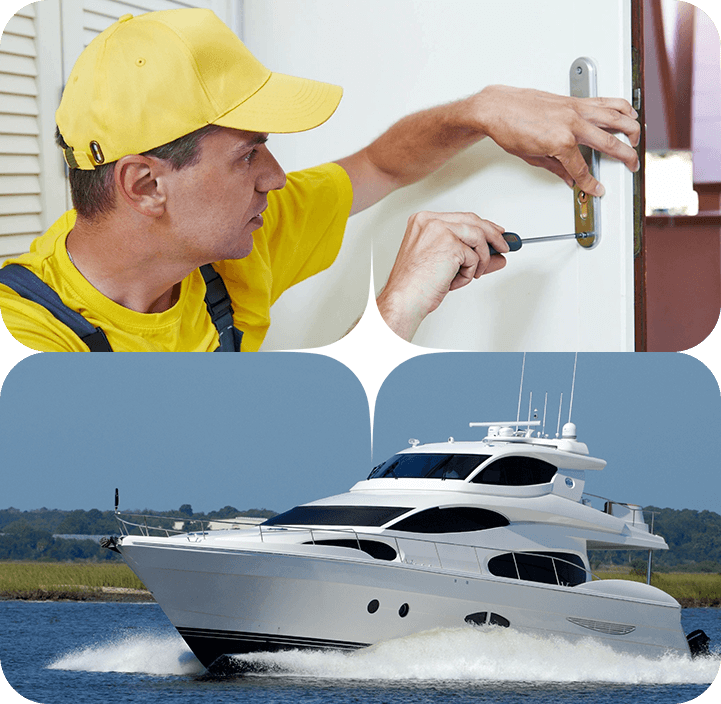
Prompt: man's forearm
<box><xmin>362</xmin><ymin>96</ymin><xmax>487</xmax><ymax>188</ymax></box>
<box><xmin>376</xmin><ymin>286</ymin><xmax>426</xmax><ymax>343</ymax></box>
<box><xmin>335</xmin><ymin>94</ymin><xmax>488</xmax><ymax>215</ymax></box>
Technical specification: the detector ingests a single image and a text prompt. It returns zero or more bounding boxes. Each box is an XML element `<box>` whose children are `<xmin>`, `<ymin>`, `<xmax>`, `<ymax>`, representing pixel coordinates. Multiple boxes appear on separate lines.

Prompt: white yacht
<box><xmin>105</xmin><ymin>420</ymin><xmax>710</xmax><ymax>671</ymax></box>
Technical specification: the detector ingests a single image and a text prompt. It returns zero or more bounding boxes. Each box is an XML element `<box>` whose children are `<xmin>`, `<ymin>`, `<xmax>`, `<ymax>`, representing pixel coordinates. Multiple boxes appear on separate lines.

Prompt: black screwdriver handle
<box><xmin>488</xmin><ymin>232</ymin><xmax>522</xmax><ymax>256</ymax></box>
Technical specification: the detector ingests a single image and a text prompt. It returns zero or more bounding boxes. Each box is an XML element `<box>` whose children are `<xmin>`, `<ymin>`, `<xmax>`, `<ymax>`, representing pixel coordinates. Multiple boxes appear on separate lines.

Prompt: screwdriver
<box><xmin>488</xmin><ymin>232</ymin><xmax>582</xmax><ymax>255</ymax></box>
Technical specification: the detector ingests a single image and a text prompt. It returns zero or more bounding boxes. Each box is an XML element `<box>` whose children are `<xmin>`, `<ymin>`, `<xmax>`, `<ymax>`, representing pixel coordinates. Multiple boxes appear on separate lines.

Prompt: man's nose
<box><xmin>257</xmin><ymin>147</ymin><xmax>286</xmax><ymax>193</ymax></box>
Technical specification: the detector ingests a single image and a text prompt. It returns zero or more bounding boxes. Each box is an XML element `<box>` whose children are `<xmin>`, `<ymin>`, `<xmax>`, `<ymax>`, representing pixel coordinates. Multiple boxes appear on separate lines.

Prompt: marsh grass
<box><xmin>596</xmin><ymin>570</ymin><xmax>721</xmax><ymax>606</ymax></box>
<box><xmin>0</xmin><ymin>561</ymin><xmax>146</xmax><ymax>598</ymax></box>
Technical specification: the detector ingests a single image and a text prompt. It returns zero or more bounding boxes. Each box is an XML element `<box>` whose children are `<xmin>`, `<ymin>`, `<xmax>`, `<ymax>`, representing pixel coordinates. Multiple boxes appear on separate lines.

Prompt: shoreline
<box><xmin>0</xmin><ymin>586</ymin><xmax>155</xmax><ymax>602</ymax></box>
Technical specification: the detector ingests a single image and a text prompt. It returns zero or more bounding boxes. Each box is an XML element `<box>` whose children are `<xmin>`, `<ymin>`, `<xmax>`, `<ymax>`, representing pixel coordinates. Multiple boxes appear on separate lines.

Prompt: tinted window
<box><xmin>389</xmin><ymin>506</ymin><xmax>509</xmax><ymax>533</ymax></box>
<box><xmin>263</xmin><ymin>505</ymin><xmax>410</xmax><ymax>527</ymax></box>
<box><xmin>304</xmin><ymin>539</ymin><xmax>397</xmax><ymax>561</ymax></box>
<box><xmin>471</xmin><ymin>456</ymin><xmax>557</xmax><ymax>486</ymax></box>
<box><xmin>369</xmin><ymin>454</ymin><xmax>490</xmax><ymax>480</ymax></box>
<box><xmin>488</xmin><ymin>551</ymin><xmax>586</xmax><ymax>586</ymax></box>
<box><xmin>487</xmin><ymin>552</ymin><xmax>517</xmax><ymax>579</ymax></box>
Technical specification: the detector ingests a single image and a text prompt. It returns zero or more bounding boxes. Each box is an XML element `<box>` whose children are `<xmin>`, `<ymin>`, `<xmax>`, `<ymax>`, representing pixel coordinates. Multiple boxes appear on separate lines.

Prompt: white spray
<box><xmin>48</xmin><ymin>627</ymin><xmax>718</xmax><ymax>685</ymax></box>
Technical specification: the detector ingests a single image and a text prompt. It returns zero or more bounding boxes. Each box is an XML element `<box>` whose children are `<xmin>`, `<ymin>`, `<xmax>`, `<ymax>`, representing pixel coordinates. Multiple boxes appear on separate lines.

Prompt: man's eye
<box><xmin>243</xmin><ymin>149</ymin><xmax>257</xmax><ymax>163</ymax></box>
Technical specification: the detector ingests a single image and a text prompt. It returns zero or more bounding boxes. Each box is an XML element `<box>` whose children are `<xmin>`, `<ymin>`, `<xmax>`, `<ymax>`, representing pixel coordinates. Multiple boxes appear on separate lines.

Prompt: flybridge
<box><xmin>469</xmin><ymin>421</ymin><xmax>596</xmax><ymax>460</ymax></box>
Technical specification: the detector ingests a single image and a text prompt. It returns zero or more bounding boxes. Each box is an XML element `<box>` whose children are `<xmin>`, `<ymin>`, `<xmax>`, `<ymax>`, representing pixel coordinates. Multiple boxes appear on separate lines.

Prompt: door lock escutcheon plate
<box><xmin>570</xmin><ymin>57</ymin><xmax>600</xmax><ymax>249</ymax></box>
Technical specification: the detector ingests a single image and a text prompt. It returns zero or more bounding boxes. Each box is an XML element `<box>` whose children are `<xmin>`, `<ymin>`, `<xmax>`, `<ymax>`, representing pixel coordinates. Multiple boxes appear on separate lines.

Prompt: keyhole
<box><xmin>577</xmin><ymin>191</ymin><xmax>589</xmax><ymax>220</ymax></box>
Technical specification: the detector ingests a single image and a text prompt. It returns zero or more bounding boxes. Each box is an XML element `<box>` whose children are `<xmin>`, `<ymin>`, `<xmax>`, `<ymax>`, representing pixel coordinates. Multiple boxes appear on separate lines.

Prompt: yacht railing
<box><xmin>582</xmin><ymin>492</ymin><xmax>649</xmax><ymax>527</ymax></box>
<box><xmin>112</xmin><ymin>511</ymin><xmax>600</xmax><ymax>588</ymax></box>
<box><xmin>581</xmin><ymin>495</ymin><xmax>660</xmax><ymax>585</ymax></box>
<box><xmin>113</xmin><ymin>511</ymin><xmax>262</xmax><ymax>538</ymax></box>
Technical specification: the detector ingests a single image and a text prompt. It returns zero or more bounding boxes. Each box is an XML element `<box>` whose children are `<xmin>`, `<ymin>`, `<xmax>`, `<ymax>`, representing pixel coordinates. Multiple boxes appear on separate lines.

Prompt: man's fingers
<box><xmin>447</xmin><ymin>222</ymin><xmax>492</xmax><ymax>252</ymax></box>
<box><xmin>574</xmin><ymin>98</ymin><xmax>641</xmax><ymax>146</ymax></box>
<box><xmin>580</xmin><ymin>96</ymin><xmax>637</xmax><ymax>117</ymax></box>
<box><xmin>407</xmin><ymin>212</ymin><xmax>509</xmax><ymax>289</ymax></box>
<box><xmin>450</xmin><ymin>247</ymin><xmax>506</xmax><ymax>291</ymax></box>
<box><xmin>484</xmin><ymin>222</ymin><xmax>510</xmax><ymax>252</ymax></box>
<box><xmin>556</xmin><ymin>147</ymin><xmax>604</xmax><ymax>197</ymax></box>
<box><xmin>556</xmin><ymin>120</ymin><xmax>640</xmax><ymax>196</ymax></box>
<box><xmin>417</xmin><ymin>212</ymin><xmax>508</xmax><ymax>254</ymax></box>
<box><xmin>450</xmin><ymin>248</ymin><xmax>482</xmax><ymax>291</ymax></box>
<box><xmin>574</xmin><ymin>121</ymin><xmax>640</xmax><ymax>173</ymax></box>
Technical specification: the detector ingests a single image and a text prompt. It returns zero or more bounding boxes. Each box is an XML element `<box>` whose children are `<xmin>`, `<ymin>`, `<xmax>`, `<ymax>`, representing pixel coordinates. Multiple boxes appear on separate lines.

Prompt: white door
<box><xmin>246</xmin><ymin>0</ymin><xmax>639</xmax><ymax>351</ymax></box>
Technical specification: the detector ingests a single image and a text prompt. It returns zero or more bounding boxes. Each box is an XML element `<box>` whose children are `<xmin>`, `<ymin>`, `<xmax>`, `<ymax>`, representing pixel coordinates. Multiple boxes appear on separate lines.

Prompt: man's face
<box><xmin>162</xmin><ymin>127</ymin><xmax>287</xmax><ymax>263</ymax></box>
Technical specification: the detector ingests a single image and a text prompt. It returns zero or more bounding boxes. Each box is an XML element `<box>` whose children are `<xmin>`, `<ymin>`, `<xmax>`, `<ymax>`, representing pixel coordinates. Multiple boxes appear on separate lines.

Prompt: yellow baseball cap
<box><xmin>56</xmin><ymin>9</ymin><xmax>343</xmax><ymax>170</ymax></box>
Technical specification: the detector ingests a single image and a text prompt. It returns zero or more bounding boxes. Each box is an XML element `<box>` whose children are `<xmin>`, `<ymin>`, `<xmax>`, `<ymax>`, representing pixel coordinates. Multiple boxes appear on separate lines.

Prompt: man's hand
<box><xmin>337</xmin><ymin>85</ymin><xmax>641</xmax><ymax>215</ymax></box>
<box><xmin>474</xmin><ymin>85</ymin><xmax>641</xmax><ymax>197</ymax></box>
<box><xmin>377</xmin><ymin>212</ymin><xmax>508</xmax><ymax>341</ymax></box>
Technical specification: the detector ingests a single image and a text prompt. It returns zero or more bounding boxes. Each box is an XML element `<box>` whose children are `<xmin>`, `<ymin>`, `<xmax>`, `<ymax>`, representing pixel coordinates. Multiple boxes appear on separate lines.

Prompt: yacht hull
<box><xmin>118</xmin><ymin>537</ymin><xmax>690</xmax><ymax>669</ymax></box>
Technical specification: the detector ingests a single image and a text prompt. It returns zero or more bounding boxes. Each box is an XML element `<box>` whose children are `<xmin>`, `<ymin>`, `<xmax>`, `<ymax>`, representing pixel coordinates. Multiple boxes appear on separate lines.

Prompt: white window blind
<box><xmin>0</xmin><ymin>3</ymin><xmax>43</xmax><ymax>260</ymax></box>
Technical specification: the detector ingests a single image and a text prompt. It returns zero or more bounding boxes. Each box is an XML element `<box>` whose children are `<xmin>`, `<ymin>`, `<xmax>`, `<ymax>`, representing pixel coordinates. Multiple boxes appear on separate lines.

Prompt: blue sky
<box><xmin>0</xmin><ymin>352</ymin><xmax>718</xmax><ymax>515</ymax></box>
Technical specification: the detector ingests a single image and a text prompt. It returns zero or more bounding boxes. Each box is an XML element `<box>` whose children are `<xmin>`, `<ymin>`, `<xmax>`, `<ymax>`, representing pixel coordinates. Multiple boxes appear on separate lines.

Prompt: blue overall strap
<box><xmin>0</xmin><ymin>262</ymin><xmax>241</xmax><ymax>352</ymax></box>
<box><xmin>200</xmin><ymin>264</ymin><xmax>243</xmax><ymax>352</ymax></box>
<box><xmin>0</xmin><ymin>264</ymin><xmax>112</xmax><ymax>351</ymax></box>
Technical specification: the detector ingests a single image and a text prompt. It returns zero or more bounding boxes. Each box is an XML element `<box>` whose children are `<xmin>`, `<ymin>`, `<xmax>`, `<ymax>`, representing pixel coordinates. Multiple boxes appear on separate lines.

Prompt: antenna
<box><xmin>568</xmin><ymin>352</ymin><xmax>578</xmax><ymax>423</ymax></box>
<box><xmin>527</xmin><ymin>392</ymin><xmax>533</xmax><ymax>423</ymax></box>
<box><xmin>516</xmin><ymin>353</ymin><xmax>526</xmax><ymax>431</ymax></box>
<box><xmin>556</xmin><ymin>393</ymin><xmax>563</xmax><ymax>438</ymax></box>
<box><xmin>542</xmin><ymin>393</ymin><xmax>548</xmax><ymax>437</ymax></box>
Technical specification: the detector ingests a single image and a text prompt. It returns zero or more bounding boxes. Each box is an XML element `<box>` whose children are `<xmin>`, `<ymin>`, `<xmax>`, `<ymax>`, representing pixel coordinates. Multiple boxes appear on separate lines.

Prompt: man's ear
<box><xmin>114</xmin><ymin>155</ymin><xmax>167</xmax><ymax>217</ymax></box>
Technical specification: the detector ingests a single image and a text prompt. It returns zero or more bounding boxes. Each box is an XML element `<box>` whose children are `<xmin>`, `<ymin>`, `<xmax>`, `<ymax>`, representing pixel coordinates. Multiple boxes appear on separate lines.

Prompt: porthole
<box><xmin>399</xmin><ymin>603</ymin><xmax>410</xmax><ymax>618</ymax></box>
<box><xmin>367</xmin><ymin>599</ymin><xmax>380</xmax><ymax>614</ymax></box>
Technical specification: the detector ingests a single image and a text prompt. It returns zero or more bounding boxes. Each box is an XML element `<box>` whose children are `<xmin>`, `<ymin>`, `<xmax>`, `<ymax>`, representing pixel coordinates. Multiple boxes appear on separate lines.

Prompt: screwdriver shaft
<box><xmin>488</xmin><ymin>231</ymin><xmax>593</xmax><ymax>256</ymax></box>
<box><xmin>522</xmin><ymin>233</ymin><xmax>580</xmax><ymax>244</ymax></box>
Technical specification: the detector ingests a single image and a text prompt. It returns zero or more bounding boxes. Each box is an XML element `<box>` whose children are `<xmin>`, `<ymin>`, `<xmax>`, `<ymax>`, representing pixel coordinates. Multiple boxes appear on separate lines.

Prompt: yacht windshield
<box><xmin>368</xmin><ymin>453</ymin><xmax>490</xmax><ymax>480</ymax></box>
<box><xmin>263</xmin><ymin>505</ymin><xmax>411</xmax><ymax>527</ymax></box>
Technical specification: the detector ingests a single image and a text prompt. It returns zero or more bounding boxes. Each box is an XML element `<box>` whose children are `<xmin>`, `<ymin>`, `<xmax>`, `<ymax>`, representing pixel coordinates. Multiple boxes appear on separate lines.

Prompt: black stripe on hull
<box><xmin>176</xmin><ymin>626</ymin><xmax>369</xmax><ymax>670</ymax></box>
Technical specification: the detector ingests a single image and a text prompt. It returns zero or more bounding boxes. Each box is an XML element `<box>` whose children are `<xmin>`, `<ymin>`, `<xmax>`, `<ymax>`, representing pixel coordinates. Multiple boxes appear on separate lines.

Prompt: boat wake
<box><xmin>229</xmin><ymin>627</ymin><xmax>719</xmax><ymax>684</ymax></box>
<box><xmin>47</xmin><ymin>626</ymin><xmax>719</xmax><ymax>684</ymax></box>
<box><xmin>47</xmin><ymin>630</ymin><xmax>205</xmax><ymax>676</ymax></box>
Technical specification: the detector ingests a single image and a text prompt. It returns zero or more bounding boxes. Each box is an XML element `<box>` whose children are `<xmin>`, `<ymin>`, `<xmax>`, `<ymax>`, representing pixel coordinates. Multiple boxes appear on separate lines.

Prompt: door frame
<box><xmin>633</xmin><ymin>0</ymin><xmax>647</xmax><ymax>351</ymax></box>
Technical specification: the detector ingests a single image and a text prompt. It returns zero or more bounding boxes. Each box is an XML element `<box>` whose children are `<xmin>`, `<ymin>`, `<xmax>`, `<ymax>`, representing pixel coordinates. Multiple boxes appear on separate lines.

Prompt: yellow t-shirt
<box><xmin>0</xmin><ymin>163</ymin><xmax>353</xmax><ymax>352</ymax></box>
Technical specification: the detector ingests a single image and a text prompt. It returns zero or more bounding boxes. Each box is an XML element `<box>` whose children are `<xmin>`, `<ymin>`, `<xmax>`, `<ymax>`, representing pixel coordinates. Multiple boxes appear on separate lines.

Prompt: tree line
<box><xmin>0</xmin><ymin>505</ymin><xmax>276</xmax><ymax>562</ymax></box>
<box><xmin>1</xmin><ymin>504</ymin><xmax>719</xmax><ymax>571</ymax></box>
<box><xmin>590</xmin><ymin>506</ymin><xmax>721</xmax><ymax>573</ymax></box>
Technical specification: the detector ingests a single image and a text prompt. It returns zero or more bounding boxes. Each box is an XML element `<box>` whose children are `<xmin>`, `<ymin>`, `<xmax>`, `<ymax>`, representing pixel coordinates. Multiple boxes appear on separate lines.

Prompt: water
<box><xmin>0</xmin><ymin>601</ymin><xmax>719</xmax><ymax>704</ymax></box>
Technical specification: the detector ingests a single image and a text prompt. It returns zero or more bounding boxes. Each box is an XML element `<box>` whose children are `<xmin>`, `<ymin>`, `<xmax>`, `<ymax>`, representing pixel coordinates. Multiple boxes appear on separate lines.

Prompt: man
<box><xmin>0</xmin><ymin>9</ymin><xmax>640</xmax><ymax>351</ymax></box>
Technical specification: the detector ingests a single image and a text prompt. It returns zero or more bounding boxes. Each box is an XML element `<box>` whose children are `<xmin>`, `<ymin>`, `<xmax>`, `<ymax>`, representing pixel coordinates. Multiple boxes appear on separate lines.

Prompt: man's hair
<box><xmin>55</xmin><ymin>124</ymin><xmax>224</xmax><ymax>220</ymax></box>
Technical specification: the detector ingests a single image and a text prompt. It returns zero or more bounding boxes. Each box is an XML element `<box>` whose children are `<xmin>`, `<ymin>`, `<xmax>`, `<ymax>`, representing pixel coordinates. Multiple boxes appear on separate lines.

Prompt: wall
<box><xmin>692</xmin><ymin>5</ymin><xmax>721</xmax><ymax>184</ymax></box>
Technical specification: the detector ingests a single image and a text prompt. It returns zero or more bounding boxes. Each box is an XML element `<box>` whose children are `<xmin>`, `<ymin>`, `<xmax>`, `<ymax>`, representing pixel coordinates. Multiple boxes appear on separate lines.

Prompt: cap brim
<box><xmin>214</xmin><ymin>71</ymin><xmax>343</xmax><ymax>134</ymax></box>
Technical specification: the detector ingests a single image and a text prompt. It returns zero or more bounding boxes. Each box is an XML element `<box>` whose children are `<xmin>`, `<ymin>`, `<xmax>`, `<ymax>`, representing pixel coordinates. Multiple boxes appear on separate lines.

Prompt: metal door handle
<box><xmin>570</xmin><ymin>57</ymin><xmax>600</xmax><ymax>249</ymax></box>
